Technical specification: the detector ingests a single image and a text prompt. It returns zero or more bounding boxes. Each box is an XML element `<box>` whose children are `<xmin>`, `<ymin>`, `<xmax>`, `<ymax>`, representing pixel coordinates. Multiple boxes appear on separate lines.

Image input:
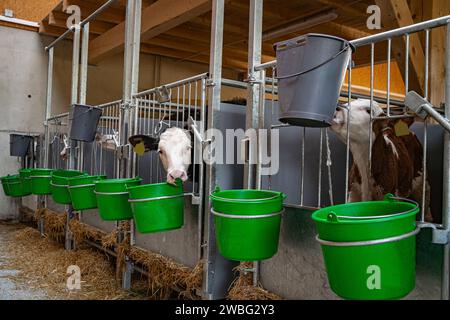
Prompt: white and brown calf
<box><xmin>331</xmin><ymin>99</ymin><xmax>433</xmax><ymax>221</ymax></box>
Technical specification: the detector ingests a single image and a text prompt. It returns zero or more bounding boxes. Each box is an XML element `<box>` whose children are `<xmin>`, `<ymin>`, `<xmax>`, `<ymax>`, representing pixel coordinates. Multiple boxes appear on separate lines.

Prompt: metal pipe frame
<box><xmin>442</xmin><ymin>22</ymin><xmax>450</xmax><ymax>301</ymax></box>
<box><xmin>202</xmin><ymin>0</ymin><xmax>225</xmax><ymax>300</ymax></box>
<box><xmin>133</xmin><ymin>73</ymin><xmax>209</xmax><ymax>98</ymax></box>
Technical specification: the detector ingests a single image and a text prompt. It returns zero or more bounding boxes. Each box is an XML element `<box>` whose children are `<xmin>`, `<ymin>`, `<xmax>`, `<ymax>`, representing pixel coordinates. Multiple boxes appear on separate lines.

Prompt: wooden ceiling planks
<box><xmin>37</xmin><ymin>0</ymin><xmax>399</xmax><ymax>70</ymax></box>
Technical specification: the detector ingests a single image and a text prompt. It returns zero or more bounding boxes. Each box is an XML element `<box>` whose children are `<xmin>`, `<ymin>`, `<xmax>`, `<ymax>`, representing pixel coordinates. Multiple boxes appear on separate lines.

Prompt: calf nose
<box><xmin>167</xmin><ymin>170</ymin><xmax>188</xmax><ymax>184</ymax></box>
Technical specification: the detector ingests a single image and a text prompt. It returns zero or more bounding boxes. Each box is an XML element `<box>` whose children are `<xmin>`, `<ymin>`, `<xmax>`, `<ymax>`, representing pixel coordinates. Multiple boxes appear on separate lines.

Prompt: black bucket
<box><xmin>10</xmin><ymin>134</ymin><xmax>33</xmax><ymax>157</ymax></box>
<box><xmin>275</xmin><ymin>34</ymin><xmax>354</xmax><ymax>127</ymax></box>
<box><xmin>69</xmin><ymin>104</ymin><xmax>102</xmax><ymax>142</ymax></box>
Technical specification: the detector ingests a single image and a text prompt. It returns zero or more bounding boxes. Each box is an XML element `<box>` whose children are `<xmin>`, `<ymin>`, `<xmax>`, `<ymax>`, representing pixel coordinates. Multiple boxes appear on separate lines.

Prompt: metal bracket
<box><xmin>418</xmin><ymin>222</ymin><xmax>450</xmax><ymax>245</ymax></box>
<box><xmin>117</xmin><ymin>144</ymin><xmax>130</xmax><ymax>159</ymax></box>
<box><xmin>206</xmin><ymin>78</ymin><xmax>216</xmax><ymax>87</ymax></box>
<box><xmin>245</xmin><ymin>74</ymin><xmax>263</xmax><ymax>85</ymax></box>
<box><xmin>191</xmin><ymin>195</ymin><xmax>201</xmax><ymax>205</ymax></box>
<box><xmin>432</xmin><ymin>229</ymin><xmax>450</xmax><ymax>245</ymax></box>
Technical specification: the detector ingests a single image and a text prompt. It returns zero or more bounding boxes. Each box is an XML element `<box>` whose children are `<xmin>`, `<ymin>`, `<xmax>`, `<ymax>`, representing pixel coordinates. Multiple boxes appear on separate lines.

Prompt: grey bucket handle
<box><xmin>316</xmin><ymin>226</ymin><xmax>420</xmax><ymax>247</ymax></box>
<box><xmin>276</xmin><ymin>44</ymin><xmax>352</xmax><ymax>80</ymax></box>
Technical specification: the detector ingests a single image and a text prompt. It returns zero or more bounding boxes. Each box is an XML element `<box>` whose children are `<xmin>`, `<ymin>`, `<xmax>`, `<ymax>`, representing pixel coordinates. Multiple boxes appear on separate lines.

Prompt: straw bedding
<box><xmin>0</xmin><ymin>225</ymin><xmax>136</xmax><ymax>299</ymax></box>
<box><xmin>227</xmin><ymin>262</ymin><xmax>282</xmax><ymax>300</ymax></box>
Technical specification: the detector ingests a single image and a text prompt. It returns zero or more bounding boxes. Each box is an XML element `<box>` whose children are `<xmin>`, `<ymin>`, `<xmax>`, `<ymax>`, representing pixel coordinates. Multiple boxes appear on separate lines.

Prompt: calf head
<box><xmin>331</xmin><ymin>99</ymin><xmax>384</xmax><ymax>144</ymax></box>
<box><xmin>129</xmin><ymin>127</ymin><xmax>192</xmax><ymax>185</ymax></box>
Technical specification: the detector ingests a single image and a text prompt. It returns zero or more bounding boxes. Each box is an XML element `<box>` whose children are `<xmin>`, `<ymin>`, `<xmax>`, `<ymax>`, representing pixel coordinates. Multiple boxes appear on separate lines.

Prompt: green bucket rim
<box><xmin>95</xmin><ymin>177</ymin><xmax>142</xmax><ymax>185</ymax></box>
<box><xmin>312</xmin><ymin>195</ymin><xmax>419</xmax><ymax>225</ymax></box>
<box><xmin>210</xmin><ymin>189</ymin><xmax>286</xmax><ymax>203</ymax></box>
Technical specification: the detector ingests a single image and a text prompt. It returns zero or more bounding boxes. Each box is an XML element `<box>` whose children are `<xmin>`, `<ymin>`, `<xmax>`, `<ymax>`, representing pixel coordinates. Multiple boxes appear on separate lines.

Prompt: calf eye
<box><xmin>158</xmin><ymin>150</ymin><xmax>163</xmax><ymax>154</ymax></box>
<box><xmin>365</xmin><ymin>109</ymin><xmax>371</xmax><ymax>114</ymax></box>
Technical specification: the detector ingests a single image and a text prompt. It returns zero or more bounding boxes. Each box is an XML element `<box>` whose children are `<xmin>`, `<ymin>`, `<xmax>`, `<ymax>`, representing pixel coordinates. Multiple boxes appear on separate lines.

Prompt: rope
<box><xmin>325</xmin><ymin>129</ymin><xmax>334</xmax><ymax>206</ymax></box>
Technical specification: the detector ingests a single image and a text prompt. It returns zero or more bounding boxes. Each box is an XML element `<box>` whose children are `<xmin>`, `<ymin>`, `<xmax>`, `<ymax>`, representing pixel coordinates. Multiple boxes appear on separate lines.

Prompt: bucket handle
<box><xmin>316</xmin><ymin>226</ymin><xmax>420</xmax><ymax>247</ymax></box>
<box><xmin>330</xmin><ymin>195</ymin><xmax>419</xmax><ymax>221</ymax></box>
<box><xmin>94</xmin><ymin>191</ymin><xmax>129</xmax><ymax>196</ymax></box>
<box><xmin>31</xmin><ymin>175</ymin><xmax>52</xmax><ymax>178</ymax></box>
<box><xmin>68</xmin><ymin>183</ymin><xmax>95</xmax><ymax>189</ymax></box>
<box><xmin>276</xmin><ymin>44</ymin><xmax>352</xmax><ymax>80</ymax></box>
<box><xmin>128</xmin><ymin>193</ymin><xmax>186</xmax><ymax>203</ymax></box>
<box><xmin>50</xmin><ymin>182</ymin><xmax>68</xmax><ymax>188</ymax></box>
<box><xmin>211</xmin><ymin>208</ymin><xmax>284</xmax><ymax>219</ymax></box>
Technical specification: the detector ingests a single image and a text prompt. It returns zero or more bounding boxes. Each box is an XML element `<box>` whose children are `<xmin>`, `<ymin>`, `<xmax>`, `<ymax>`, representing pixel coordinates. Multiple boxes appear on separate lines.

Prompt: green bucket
<box><xmin>312</xmin><ymin>194</ymin><xmax>419</xmax><ymax>300</ymax></box>
<box><xmin>2</xmin><ymin>174</ymin><xmax>30</xmax><ymax>197</ymax></box>
<box><xmin>95</xmin><ymin>177</ymin><xmax>142</xmax><ymax>221</ymax></box>
<box><xmin>1</xmin><ymin>176</ymin><xmax>11</xmax><ymax>196</ymax></box>
<box><xmin>51</xmin><ymin>170</ymin><xmax>86</xmax><ymax>204</ymax></box>
<box><xmin>68</xmin><ymin>175</ymin><xmax>107</xmax><ymax>211</ymax></box>
<box><xmin>19</xmin><ymin>168</ymin><xmax>32</xmax><ymax>194</ymax></box>
<box><xmin>30</xmin><ymin>168</ymin><xmax>54</xmax><ymax>195</ymax></box>
<box><xmin>128</xmin><ymin>181</ymin><xmax>184</xmax><ymax>233</ymax></box>
<box><xmin>210</xmin><ymin>188</ymin><xmax>285</xmax><ymax>261</ymax></box>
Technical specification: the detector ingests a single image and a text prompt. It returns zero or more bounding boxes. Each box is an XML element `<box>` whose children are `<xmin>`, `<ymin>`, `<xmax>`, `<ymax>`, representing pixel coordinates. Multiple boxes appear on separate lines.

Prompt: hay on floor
<box><xmin>128</xmin><ymin>246</ymin><xmax>202</xmax><ymax>299</ymax></box>
<box><xmin>2</xmin><ymin>226</ymin><xmax>138</xmax><ymax>300</ymax></box>
<box><xmin>227</xmin><ymin>262</ymin><xmax>282</xmax><ymax>300</ymax></box>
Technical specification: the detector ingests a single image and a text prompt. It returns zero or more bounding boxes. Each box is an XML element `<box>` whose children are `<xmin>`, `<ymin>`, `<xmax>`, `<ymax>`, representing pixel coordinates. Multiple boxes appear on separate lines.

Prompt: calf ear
<box><xmin>128</xmin><ymin>135</ymin><xmax>159</xmax><ymax>152</ymax></box>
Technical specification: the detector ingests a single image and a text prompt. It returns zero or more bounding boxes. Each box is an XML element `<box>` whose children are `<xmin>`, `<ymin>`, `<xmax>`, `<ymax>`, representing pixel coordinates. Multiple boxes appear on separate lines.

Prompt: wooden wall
<box><xmin>0</xmin><ymin>0</ymin><xmax>60</xmax><ymax>22</ymax></box>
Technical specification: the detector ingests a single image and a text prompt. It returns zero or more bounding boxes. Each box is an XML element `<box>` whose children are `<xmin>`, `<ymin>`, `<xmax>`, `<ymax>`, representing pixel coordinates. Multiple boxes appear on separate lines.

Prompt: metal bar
<box><xmin>344</xmin><ymin>57</ymin><xmax>352</xmax><ymax>203</ymax></box>
<box><xmin>351</xmin><ymin>15</ymin><xmax>450</xmax><ymax>47</ymax></box>
<box><xmin>246</xmin><ymin>0</ymin><xmax>264</xmax><ymax>288</ymax></box>
<box><xmin>79</xmin><ymin>22</ymin><xmax>90</xmax><ymax>173</ymax></box>
<box><xmin>45</xmin><ymin>26</ymin><xmax>75</xmax><ymax>51</ymax></box>
<box><xmin>422</xmin><ymin>29</ymin><xmax>430</xmax><ymax>223</ymax></box>
<box><xmin>44</xmin><ymin>47</ymin><xmax>54</xmax><ymax>168</ymax></box>
<box><xmin>405</xmin><ymin>34</ymin><xmax>410</xmax><ymax>94</ymax></box>
<box><xmin>368</xmin><ymin>43</ymin><xmax>375</xmax><ymax>175</ymax></box>
<box><xmin>386</xmin><ymin>39</ymin><xmax>391</xmax><ymax>116</ymax></box>
<box><xmin>255</xmin><ymin>69</ymin><xmax>266</xmax><ymax>190</ymax></box>
<box><xmin>69</xmin><ymin>25</ymin><xmax>81</xmax><ymax>171</ymax></box>
<box><xmin>203</xmin><ymin>0</ymin><xmax>225</xmax><ymax>300</ymax></box>
<box><xmin>80</xmin><ymin>0</ymin><xmax>119</xmax><ymax>27</ymax></box>
<box><xmin>245</xmin><ymin>0</ymin><xmax>263</xmax><ymax>191</ymax></box>
<box><xmin>442</xmin><ymin>22</ymin><xmax>450</xmax><ymax>301</ymax></box>
<box><xmin>134</xmin><ymin>73</ymin><xmax>209</xmax><ymax>97</ymax></box>
<box><xmin>197</xmin><ymin>77</ymin><xmax>206</xmax><ymax>261</ymax></box>
<box><xmin>254</xmin><ymin>15</ymin><xmax>450</xmax><ymax>72</ymax></box>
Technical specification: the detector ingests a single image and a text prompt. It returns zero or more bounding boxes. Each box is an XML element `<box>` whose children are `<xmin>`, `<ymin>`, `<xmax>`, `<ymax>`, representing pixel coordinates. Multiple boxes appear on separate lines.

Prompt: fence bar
<box><xmin>441</xmin><ymin>22</ymin><xmax>450</xmax><ymax>301</ymax></box>
<box><xmin>134</xmin><ymin>73</ymin><xmax>209</xmax><ymax>97</ymax></box>
<box><xmin>203</xmin><ymin>0</ymin><xmax>225</xmax><ymax>300</ymax></box>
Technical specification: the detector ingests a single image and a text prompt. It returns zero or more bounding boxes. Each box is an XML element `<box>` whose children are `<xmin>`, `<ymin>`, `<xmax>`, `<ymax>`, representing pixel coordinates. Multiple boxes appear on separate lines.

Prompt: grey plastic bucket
<box><xmin>10</xmin><ymin>134</ymin><xmax>33</xmax><ymax>157</ymax></box>
<box><xmin>69</xmin><ymin>104</ymin><xmax>102</xmax><ymax>142</ymax></box>
<box><xmin>275</xmin><ymin>34</ymin><xmax>354</xmax><ymax>127</ymax></box>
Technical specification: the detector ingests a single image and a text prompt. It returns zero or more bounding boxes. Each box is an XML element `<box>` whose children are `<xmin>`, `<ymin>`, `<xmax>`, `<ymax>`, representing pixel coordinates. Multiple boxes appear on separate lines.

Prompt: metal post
<box><xmin>120</xmin><ymin>0</ymin><xmax>142</xmax><ymax>290</ymax></box>
<box><xmin>203</xmin><ymin>0</ymin><xmax>225</xmax><ymax>300</ymax></box>
<box><xmin>69</xmin><ymin>25</ymin><xmax>81</xmax><ymax>171</ymax></box>
<box><xmin>44</xmin><ymin>47</ymin><xmax>54</xmax><ymax>168</ymax></box>
<box><xmin>441</xmin><ymin>22</ymin><xmax>450</xmax><ymax>301</ymax></box>
<box><xmin>79</xmin><ymin>23</ymin><xmax>90</xmax><ymax>174</ymax></box>
<box><xmin>245</xmin><ymin>0</ymin><xmax>263</xmax><ymax>191</ymax></box>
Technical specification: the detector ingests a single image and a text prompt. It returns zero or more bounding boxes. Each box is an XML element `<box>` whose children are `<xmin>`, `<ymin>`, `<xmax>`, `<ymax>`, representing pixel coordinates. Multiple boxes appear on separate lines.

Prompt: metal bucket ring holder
<box><xmin>316</xmin><ymin>196</ymin><xmax>420</xmax><ymax>247</ymax></box>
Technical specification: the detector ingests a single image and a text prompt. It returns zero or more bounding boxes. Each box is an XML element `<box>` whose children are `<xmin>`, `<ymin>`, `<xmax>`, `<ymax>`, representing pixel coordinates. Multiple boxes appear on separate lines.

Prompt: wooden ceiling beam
<box><xmin>375</xmin><ymin>0</ymin><xmax>425</xmax><ymax>95</ymax></box>
<box><xmin>88</xmin><ymin>0</ymin><xmax>213</xmax><ymax>63</ymax></box>
<box><xmin>62</xmin><ymin>0</ymin><xmax>125</xmax><ymax>24</ymax></box>
<box><xmin>48</xmin><ymin>11</ymin><xmax>115</xmax><ymax>35</ymax></box>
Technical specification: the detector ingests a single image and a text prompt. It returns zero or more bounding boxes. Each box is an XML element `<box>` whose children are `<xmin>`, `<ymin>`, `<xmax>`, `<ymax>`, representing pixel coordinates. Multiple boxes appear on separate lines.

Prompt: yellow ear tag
<box><xmin>134</xmin><ymin>142</ymin><xmax>146</xmax><ymax>156</ymax></box>
<box><xmin>394</xmin><ymin>120</ymin><xmax>410</xmax><ymax>137</ymax></box>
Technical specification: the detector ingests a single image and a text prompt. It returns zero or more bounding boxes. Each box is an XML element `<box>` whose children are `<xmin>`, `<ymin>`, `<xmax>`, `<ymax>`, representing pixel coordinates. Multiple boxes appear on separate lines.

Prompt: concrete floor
<box><xmin>0</xmin><ymin>223</ymin><xmax>49</xmax><ymax>300</ymax></box>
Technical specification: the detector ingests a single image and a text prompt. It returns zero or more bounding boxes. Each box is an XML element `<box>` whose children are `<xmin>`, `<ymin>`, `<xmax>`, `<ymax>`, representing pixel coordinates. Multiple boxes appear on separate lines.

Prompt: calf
<box><xmin>331</xmin><ymin>99</ymin><xmax>433</xmax><ymax>222</ymax></box>
<box><xmin>129</xmin><ymin>127</ymin><xmax>193</xmax><ymax>185</ymax></box>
